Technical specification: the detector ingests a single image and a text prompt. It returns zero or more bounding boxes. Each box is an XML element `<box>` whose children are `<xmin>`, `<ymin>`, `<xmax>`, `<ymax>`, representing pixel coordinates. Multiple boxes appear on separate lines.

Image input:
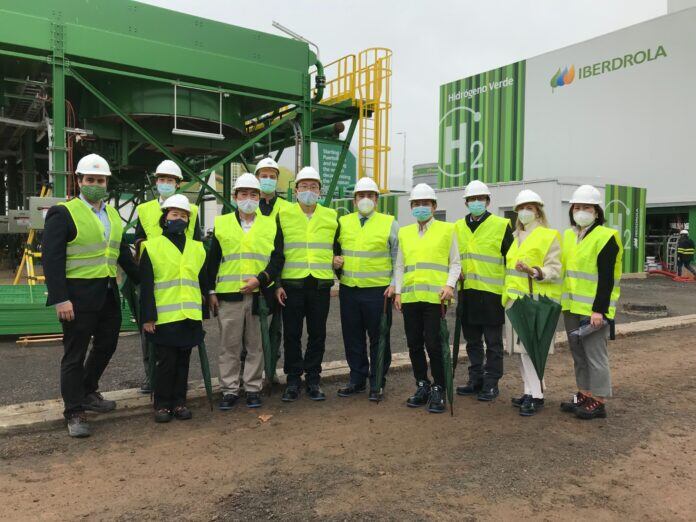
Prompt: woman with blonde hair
<box><xmin>503</xmin><ymin>189</ymin><xmax>562</xmax><ymax>416</ymax></box>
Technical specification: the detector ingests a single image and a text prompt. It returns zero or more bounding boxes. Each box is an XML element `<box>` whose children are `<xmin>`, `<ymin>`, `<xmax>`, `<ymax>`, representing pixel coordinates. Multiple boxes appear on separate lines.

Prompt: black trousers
<box><xmin>154</xmin><ymin>344</ymin><xmax>192</xmax><ymax>410</ymax></box>
<box><xmin>282</xmin><ymin>286</ymin><xmax>331</xmax><ymax>386</ymax></box>
<box><xmin>462</xmin><ymin>321</ymin><xmax>504</xmax><ymax>388</ymax></box>
<box><xmin>339</xmin><ymin>285</ymin><xmax>392</xmax><ymax>389</ymax></box>
<box><xmin>60</xmin><ymin>292</ymin><xmax>122</xmax><ymax>418</ymax></box>
<box><xmin>402</xmin><ymin>302</ymin><xmax>444</xmax><ymax>387</ymax></box>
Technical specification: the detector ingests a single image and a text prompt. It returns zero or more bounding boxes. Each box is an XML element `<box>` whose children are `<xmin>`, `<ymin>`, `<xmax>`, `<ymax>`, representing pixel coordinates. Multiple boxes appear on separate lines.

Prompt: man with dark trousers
<box><xmin>43</xmin><ymin>153</ymin><xmax>139</xmax><ymax>438</ymax></box>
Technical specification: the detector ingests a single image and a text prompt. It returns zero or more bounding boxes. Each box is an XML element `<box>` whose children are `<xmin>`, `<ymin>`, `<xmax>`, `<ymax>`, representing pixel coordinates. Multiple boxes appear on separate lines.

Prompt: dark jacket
<box><xmin>460</xmin><ymin>212</ymin><xmax>514</xmax><ymax>326</ymax></box>
<box><xmin>42</xmin><ymin>204</ymin><xmax>139</xmax><ymax>312</ymax></box>
<box><xmin>134</xmin><ymin>210</ymin><xmax>202</xmax><ymax>243</ymax></box>
<box><xmin>139</xmin><ymin>231</ymin><xmax>207</xmax><ymax>348</ymax></box>
<box><xmin>678</xmin><ymin>236</ymin><xmax>695</xmax><ymax>263</ymax></box>
<box><xmin>582</xmin><ymin>223</ymin><xmax>620</xmax><ymax>316</ymax></box>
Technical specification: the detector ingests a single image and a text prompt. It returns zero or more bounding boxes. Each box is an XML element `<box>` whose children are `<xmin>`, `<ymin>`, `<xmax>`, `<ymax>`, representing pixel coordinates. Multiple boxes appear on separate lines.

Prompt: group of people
<box><xmin>43</xmin><ymin>153</ymin><xmax>622</xmax><ymax>438</ymax></box>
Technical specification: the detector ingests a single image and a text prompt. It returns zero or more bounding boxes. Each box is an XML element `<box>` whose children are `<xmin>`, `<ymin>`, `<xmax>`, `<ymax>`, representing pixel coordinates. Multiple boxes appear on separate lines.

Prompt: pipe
<box><xmin>647</xmin><ymin>269</ymin><xmax>696</xmax><ymax>283</ymax></box>
<box><xmin>312</xmin><ymin>58</ymin><xmax>325</xmax><ymax>104</ymax></box>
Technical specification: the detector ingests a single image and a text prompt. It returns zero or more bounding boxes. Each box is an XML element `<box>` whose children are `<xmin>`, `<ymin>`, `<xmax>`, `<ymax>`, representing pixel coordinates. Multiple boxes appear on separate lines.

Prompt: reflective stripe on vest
<box><xmin>60</xmin><ymin>198</ymin><xmax>123</xmax><ymax>279</ymax></box>
<box><xmin>279</xmin><ymin>203</ymin><xmax>338</xmax><ymax>280</ymax></box>
<box><xmin>398</xmin><ymin>220</ymin><xmax>454</xmax><ymax>304</ymax></box>
<box><xmin>502</xmin><ymin>226</ymin><xmax>562</xmax><ymax>306</ymax></box>
<box><xmin>561</xmin><ymin>226</ymin><xmax>623</xmax><ymax>320</ymax></box>
<box><xmin>456</xmin><ymin>214</ymin><xmax>509</xmax><ymax>295</ymax></box>
<box><xmin>338</xmin><ymin>212</ymin><xmax>394</xmax><ymax>288</ymax></box>
<box><xmin>214</xmin><ymin>213</ymin><xmax>276</xmax><ymax>294</ymax></box>
<box><xmin>142</xmin><ymin>235</ymin><xmax>206</xmax><ymax>325</ymax></box>
<box><xmin>136</xmin><ymin>198</ymin><xmax>199</xmax><ymax>240</ymax></box>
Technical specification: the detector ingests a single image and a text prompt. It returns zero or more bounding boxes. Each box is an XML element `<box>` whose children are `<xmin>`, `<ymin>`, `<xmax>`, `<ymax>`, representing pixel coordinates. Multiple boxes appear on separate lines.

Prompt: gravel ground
<box><xmin>0</xmin><ymin>275</ymin><xmax>694</xmax><ymax>406</ymax></box>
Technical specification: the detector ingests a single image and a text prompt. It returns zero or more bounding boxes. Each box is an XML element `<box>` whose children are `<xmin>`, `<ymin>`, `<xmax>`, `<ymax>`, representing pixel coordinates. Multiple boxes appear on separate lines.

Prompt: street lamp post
<box><xmin>396</xmin><ymin>131</ymin><xmax>407</xmax><ymax>190</ymax></box>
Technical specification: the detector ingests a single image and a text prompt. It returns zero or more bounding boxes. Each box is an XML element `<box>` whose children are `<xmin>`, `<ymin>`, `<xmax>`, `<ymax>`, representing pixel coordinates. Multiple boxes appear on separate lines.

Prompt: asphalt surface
<box><xmin>0</xmin><ymin>275</ymin><xmax>694</xmax><ymax>406</ymax></box>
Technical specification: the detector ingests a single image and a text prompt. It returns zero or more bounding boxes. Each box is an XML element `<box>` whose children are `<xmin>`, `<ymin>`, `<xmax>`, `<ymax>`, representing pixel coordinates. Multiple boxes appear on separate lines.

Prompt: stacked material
<box><xmin>644</xmin><ymin>256</ymin><xmax>660</xmax><ymax>272</ymax></box>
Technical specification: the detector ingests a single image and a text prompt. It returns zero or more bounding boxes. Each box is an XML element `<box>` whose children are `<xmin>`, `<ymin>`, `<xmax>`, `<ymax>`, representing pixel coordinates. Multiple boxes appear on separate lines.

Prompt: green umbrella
<box><xmin>258</xmin><ymin>295</ymin><xmax>275</xmax><ymax>394</ymax></box>
<box><xmin>373</xmin><ymin>296</ymin><xmax>391</xmax><ymax>400</ymax></box>
<box><xmin>505</xmin><ymin>277</ymin><xmax>561</xmax><ymax>389</ymax></box>
<box><xmin>197</xmin><ymin>342</ymin><xmax>214</xmax><ymax>411</ymax></box>
<box><xmin>147</xmin><ymin>340</ymin><xmax>156</xmax><ymax>401</ymax></box>
<box><xmin>439</xmin><ymin>302</ymin><xmax>454</xmax><ymax>416</ymax></box>
<box><xmin>268</xmin><ymin>307</ymin><xmax>283</xmax><ymax>383</ymax></box>
<box><xmin>452</xmin><ymin>282</ymin><xmax>464</xmax><ymax>375</ymax></box>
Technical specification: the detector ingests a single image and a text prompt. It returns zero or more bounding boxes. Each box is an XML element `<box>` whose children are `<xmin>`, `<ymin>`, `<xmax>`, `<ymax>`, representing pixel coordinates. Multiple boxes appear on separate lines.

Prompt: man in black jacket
<box><xmin>43</xmin><ymin>154</ymin><xmax>139</xmax><ymax>438</ymax></box>
<box><xmin>677</xmin><ymin>230</ymin><xmax>696</xmax><ymax>278</ymax></box>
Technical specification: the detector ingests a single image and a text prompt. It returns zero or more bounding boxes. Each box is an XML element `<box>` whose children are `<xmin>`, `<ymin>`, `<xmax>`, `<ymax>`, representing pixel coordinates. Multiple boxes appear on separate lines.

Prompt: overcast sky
<box><xmin>142</xmin><ymin>0</ymin><xmax>666</xmax><ymax>189</ymax></box>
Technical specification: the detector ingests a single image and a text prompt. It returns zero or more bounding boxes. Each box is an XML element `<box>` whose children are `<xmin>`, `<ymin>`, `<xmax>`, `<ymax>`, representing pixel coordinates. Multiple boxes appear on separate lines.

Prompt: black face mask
<box><xmin>165</xmin><ymin>219</ymin><xmax>188</xmax><ymax>235</ymax></box>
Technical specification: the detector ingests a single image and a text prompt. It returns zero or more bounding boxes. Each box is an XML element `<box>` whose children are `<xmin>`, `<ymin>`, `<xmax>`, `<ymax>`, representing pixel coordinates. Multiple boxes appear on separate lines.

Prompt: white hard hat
<box><xmin>409</xmin><ymin>183</ymin><xmax>437</xmax><ymax>202</ymax></box>
<box><xmin>680</xmin><ymin>229</ymin><xmax>689</xmax><ymax>235</ymax></box>
<box><xmin>161</xmin><ymin>194</ymin><xmax>191</xmax><ymax>213</ymax></box>
<box><xmin>75</xmin><ymin>153</ymin><xmax>111</xmax><ymax>176</ymax></box>
<box><xmin>463</xmin><ymin>179</ymin><xmax>491</xmax><ymax>198</ymax></box>
<box><xmin>155</xmin><ymin>159</ymin><xmax>183</xmax><ymax>180</ymax></box>
<box><xmin>254</xmin><ymin>157</ymin><xmax>280</xmax><ymax>175</ymax></box>
<box><xmin>295</xmin><ymin>166</ymin><xmax>322</xmax><ymax>186</ymax></box>
<box><xmin>514</xmin><ymin>189</ymin><xmax>544</xmax><ymax>209</ymax></box>
<box><xmin>233</xmin><ymin>173</ymin><xmax>261</xmax><ymax>192</ymax></box>
<box><xmin>569</xmin><ymin>184</ymin><xmax>602</xmax><ymax>206</ymax></box>
<box><xmin>354</xmin><ymin>177</ymin><xmax>380</xmax><ymax>194</ymax></box>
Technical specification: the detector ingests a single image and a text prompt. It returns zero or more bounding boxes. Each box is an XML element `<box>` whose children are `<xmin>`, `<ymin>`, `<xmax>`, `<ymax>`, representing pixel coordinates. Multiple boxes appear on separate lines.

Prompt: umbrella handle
<box><xmin>440</xmin><ymin>301</ymin><xmax>447</xmax><ymax>319</ymax></box>
<box><xmin>383</xmin><ymin>295</ymin><xmax>389</xmax><ymax>314</ymax></box>
<box><xmin>527</xmin><ymin>275</ymin><xmax>534</xmax><ymax>298</ymax></box>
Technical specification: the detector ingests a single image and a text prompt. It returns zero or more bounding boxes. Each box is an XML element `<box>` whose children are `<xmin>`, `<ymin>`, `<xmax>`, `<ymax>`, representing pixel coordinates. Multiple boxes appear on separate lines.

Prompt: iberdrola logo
<box><xmin>550</xmin><ymin>65</ymin><xmax>575</xmax><ymax>90</ymax></box>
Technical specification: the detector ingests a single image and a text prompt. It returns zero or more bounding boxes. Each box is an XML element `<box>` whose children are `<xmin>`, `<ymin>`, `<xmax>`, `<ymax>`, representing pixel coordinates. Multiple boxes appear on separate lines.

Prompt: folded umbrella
<box><xmin>452</xmin><ymin>282</ymin><xmax>464</xmax><ymax>375</ymax></box>
<box><xmin>439</xmin><ymin>302</ymin><xmax>454</xmax><ymax>416</ymax></box>
<box><xmin>373</xmin><ymin>296</ymin><xmax>391</xmax><ymax>401</ymax></box>
<box><xmin>197</xmin><ymin>341</ymin><xmax>214</xmax><ymax>411</ymax></box>
<box><xmin>258</xmin><ymin>295</ymin><xmax>275</xmax><ymax>394</ymax></box>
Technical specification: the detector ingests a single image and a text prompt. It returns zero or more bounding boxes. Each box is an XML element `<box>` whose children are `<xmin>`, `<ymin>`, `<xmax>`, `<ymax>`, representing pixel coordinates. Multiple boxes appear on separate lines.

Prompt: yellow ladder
<box><xmin>13</xmin><ymin>185</ymin><xmax>51</xmax><ymax>286</ymax></box>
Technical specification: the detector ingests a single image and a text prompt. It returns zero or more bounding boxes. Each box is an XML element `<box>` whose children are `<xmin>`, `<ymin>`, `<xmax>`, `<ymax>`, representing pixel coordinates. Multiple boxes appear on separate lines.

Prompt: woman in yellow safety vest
<box><xmin>560</xmin><ymin>185</ymin><xmax>622</xmax><ymax>420</ymax></box>
<box><xmin>139</xmin><ymin>194</ymin><xmax>207</xmax><ymax>424</ymax></box>
<box><xmin>502</xmin><ymin>190</ymin><xmax>562</xmax><ymax>417</ymax></box>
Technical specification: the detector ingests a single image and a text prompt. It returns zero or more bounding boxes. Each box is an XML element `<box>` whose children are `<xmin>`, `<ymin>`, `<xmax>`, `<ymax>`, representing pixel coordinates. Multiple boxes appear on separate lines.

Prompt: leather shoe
<box><xmin>477</xmin><ymin>387</ymin><xmax>499</xmax><ymax>402</ymax></box>
<box><xmin>154</xmin><ymin>408</ymin><xmax>173</xmax><ymax>423</ymax></box>
<box><xmin>307</xmin><ymin>384</ymin><xmax>326</xmax><ymax>401</ymax></box>
<box><xmin>281</xmin><ymin>385</ymin><xmax>300</xmax><ymax>402</ymax></box>
<box><xmin>67</xmin><ymin>415</ymin><xmax>91</xmax><ymax>437</ymax></box>
<box><xmin>560</xmin><ymin>392</ymin><xmax>589</xmax><ymax>413</ymax></box>
<box><xmin>427</xmin><ymin>385</ymin><xmax>446</xmax><ymax>413</ymax></box>
<box><xmin>406</xmin><ymin>381</ymin><xmax>430</xmax><ymax>407</ymax></box>
<box><xmin>246</xmin><ymin>392</ymin><xmax>262</xmax><ymax>408</ymax></box>
<box><xmin>337</xmin><ymin>383</ymin><xmax>366</xmax><ymax>397</ymax></box>
<box><xmin>83</xmin><ymin>392</ymin><xmax>116</xmax><ymax>413</ymax></box>
<box><xmin>456</xmin><ymin>382</ymin><xmax>482</xmax><ymax>396</ymax></box>
<box><xmin>218</xmin><ymin>393</ymin><xmax>240</xmax><ymax>411</ymax></box>
<box><xmin>575</xmin><ymin>397</ymin><xmax>607</xmax><ymax>419</ymax></box>
<box><xmin>511</xmin><ymin>394</ymin><xmax>531</xmax><ymax>408</ymax></box>
<box><xmin>173</xmin><ymin>406</ymin><xmax>192</xmax><ymax>420</ymax></box>
<box><xmin>520</xmin><ymin>397</ymin><xmax>544</xmax><ymax>416</ymax></box>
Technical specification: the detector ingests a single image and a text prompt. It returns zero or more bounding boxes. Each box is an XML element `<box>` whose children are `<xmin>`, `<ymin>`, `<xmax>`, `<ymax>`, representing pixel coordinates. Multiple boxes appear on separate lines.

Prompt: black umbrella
<box><xmin>197</xmin><ymin>342</ymin><xmax>214</xmax><ymax>410</ymax></box>
<box><xmin>452</xmin><ymin>282</ymin><xmax>464</xmax><ymax>375</ymax></box>
<box><xmin>439</xmin><ymin>302</ymin><xmax>454</xmax><ymax>416</ymax></box>
<box><xmin>258</xmin><ymin>295</ymin><xmax>275</xmax><ymax>394</ymax></box>
<box><xmin>373</xmin><ymin>296</ymin><xmax>391</xmax><ymax>400</ymax></box>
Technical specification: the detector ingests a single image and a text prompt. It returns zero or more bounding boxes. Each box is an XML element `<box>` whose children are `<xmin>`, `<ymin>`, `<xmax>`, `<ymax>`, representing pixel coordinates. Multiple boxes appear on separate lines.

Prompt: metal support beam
<box><xmin>273</xmin><ymin>147</ymin><xmax>285</xmax><ymax>162</ymax></box>
<box><xmin>222</xmin><ymin>162</ymin><xmax>232</xmax><ymax>215</ymax></box>
<box><xmin>0</xmin><ymin>117</ymin><xmax>43</xmax><ymax>129</ymax></box>
<box><xmin>50</xmin><ymin>20</ymin><xmax>67</xmax><ymax>197</ymax></box>
<box><xmin>323</xmin><ymin>115</ymin><xmax>358</xmax><ymax>205</ymax></box>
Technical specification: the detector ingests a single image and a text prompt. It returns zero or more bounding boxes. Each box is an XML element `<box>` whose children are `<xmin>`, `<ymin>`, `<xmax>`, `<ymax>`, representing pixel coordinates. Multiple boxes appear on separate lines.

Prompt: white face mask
<box><xmin>357</xmin><ymin>197</ymin><xmax>375</xmax><ymax>216</ymax></box>
<box><xmin>517</xmin><ymin>209</ymin><xmax>536</xmax><ymax>226</ymax></box>
<box><xmin>237</xmin><ymin>198</ymin><xmax>259</xmax><ymax>215</ymax></box>
<box><xmin>573</xmin><ymin>210</ymin><xmax>595</xmax><ymax>227</ymax></box>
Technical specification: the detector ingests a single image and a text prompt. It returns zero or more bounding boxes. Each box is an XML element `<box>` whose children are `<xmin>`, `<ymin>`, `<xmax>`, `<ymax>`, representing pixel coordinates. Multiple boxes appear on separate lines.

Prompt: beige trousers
<box><xmin>217</xmin><ymin>295</ymin><xmax>263</xmax><ymax>394</ymax></box>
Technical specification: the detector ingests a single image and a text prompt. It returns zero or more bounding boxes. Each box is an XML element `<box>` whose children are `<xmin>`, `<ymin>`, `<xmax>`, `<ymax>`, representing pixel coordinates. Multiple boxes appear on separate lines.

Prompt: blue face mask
<box><xmin>259</xmin><ymin>178</ymin><xmax>277</xmax><ymax>194</ymax></box>
<box><xmin>467</xmin><ymin>200</ymin><xmax>487</xmax><ymax>217</ymax></box>
<box><xmin>156</xmin><ymin>182</ymin><xmax>176</xmax><ymax>198</ymax></box>
<box><xmin>411</xmin><ymin>205</ymin><xmax>433</xmax><ymax>222</ymax></box>
<box><xmin>297</xmin><ymin>190</ymin><xmax>319</xmax><ymax>206</ymax></box>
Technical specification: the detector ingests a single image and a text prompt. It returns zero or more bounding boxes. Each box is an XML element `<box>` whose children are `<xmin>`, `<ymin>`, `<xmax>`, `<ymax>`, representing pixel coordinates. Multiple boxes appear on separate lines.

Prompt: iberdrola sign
<box><xmin>551</xmin><ymin>44</ymin><xmax>667</xmax><ymax>90</ymax></box>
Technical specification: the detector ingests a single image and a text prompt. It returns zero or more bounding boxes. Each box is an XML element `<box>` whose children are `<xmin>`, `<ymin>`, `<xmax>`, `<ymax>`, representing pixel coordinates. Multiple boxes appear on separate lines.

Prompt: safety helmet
<box><xmin>233</xmin><ymin>173</ymin><xmax>261</xmax><ymax>193</ymax></box>
<box><xmin>680</xmin><ymin>229</ymin><xmax>689</xmax><ymax>235</ymax></box>
<box><xmin>353</xmin><ymin>177</ymin><xmax>380</xmax><ymax>195</ymax></box>
<box><xmin>254</xmin><ymin>157</ymin><xmax>280</xmax><ymax>175</ymax></box>
<box><xmin>295</xmin><ymin>166</ymin><xmax>322</xmax><ymax>186</ymax></box>
<box><xmin>161</xmin><ymin>194</ymin><xmax>191</xmax><ymax>213</ymax></box>
<box><xmin>514</xmin><ymin>189</ymin><xmax>544</xmax><ymax>209</ymax></box>
<box><xmin>409</xmin><ymin>183</ymin><xmax>437</xmax><ymax>202</ymax></box>
<box><xmin>75</xmin><ymin>153</ymin><xmax>111</xmax><ymax>176</ymax></box>
<box><xmin>569</xmin><ymin>184</ymin><xmax>602</xmax><ymax>206</ymax></box>
<box><xmin>155</xmin><ymin>159</ymin><xmax>183</xmax><ymax>180</ymax></box>
<box><xmin>463</xmin><ymin>179</ymin><xmax>491</xmax><ymax>198</ymax></box>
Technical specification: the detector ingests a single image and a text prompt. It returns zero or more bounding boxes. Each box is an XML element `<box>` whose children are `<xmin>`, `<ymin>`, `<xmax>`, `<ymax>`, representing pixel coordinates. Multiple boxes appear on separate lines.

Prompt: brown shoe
<box><xmin>576</xmin><ymin>397</ymin><xmax>607</xmax><ymax>420</ymax></box>
<box><xmin>560</xmin><ymin>392</ymin><xmax>589</xmax><ymax>413</ymax></box>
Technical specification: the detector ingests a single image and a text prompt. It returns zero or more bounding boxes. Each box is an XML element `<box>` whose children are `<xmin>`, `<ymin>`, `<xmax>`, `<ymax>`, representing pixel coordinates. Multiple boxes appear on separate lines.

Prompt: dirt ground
<box><xmin>1</xmin><ymin>325</ymin><xmax>695</xmax><ymax>521</ymax></box>
<box><xmin>1</xmin><ymin>275</ymin><xmax>694</xmax><ymax>406</ymax></box>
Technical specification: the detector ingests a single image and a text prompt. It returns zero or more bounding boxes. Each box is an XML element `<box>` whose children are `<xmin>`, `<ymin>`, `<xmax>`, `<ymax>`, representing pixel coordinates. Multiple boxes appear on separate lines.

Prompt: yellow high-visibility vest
<box><xmin>256</xmin><ymin>196</ymin><xmax>292</xmax><ymax>220</ymax></box>
<box><xmin>398</xmin><ymin>219</ymin><xmax>455</xmax><ymax>304</ymax></box>
<box><xmin>503</xmin><ymin>226</ymin><xmax>562</xmax><ymax>305</ymax></box>
<box><xmin>142</xmin><ymin>235</ymin><xmax>206</xmax><ymax>325</ymax></box>
<box><xmin>561</xmin><ymin>226</ymin><xmax>623</xmax><ymax>319</ymax></box>
<box><xmin>338</xmin><ymin>212</ymin><xmax>394</xmax><ymax>288</ymax></box>
<box><xmin>456</xmin><ymin>214</ymin><xmax>510</xmax><ymax>295</ymax></box>
<box><xmin>60</xmin><ymin>198</ymin><xmax>123</xmax><ymax>279</ymax></box>
<box><xmin>136</xmin><ymin>198</ymin><xmax>199</xmax><ymax>240</ymax></box>
<box><xmin>279</xmin><ymin>203</ymin><xmax>338</xmax><ymax>280</ymax></box>
<box><xmin>214</xmin><ymin>213</ymin><xmax>276</xmax><ymax>293</ymax></box>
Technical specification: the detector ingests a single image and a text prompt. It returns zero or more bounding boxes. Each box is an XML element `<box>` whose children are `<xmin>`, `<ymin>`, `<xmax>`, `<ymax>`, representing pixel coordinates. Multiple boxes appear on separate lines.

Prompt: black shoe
<box><xmin>575</xmin><ymin>397</ymin><xmax>607</xmax><ymax>420</ymax></box>
<box><xmin>139</xmin><ymin>381</ymin><xmax>152</xmax><ymax>394</ymax></box>
<box><xmin>82</xmin><ymin>392</ymin><xmax>116</xmax><ymax>413</ymax></box>
<box><xmin>520</xmin><ymin>397</ymin><xmax>544</xmax><ymax>416</ymax></box>
<box><xmin>246</xmin><ymin>392</ymin><xmax>262</xmax><ymax>408</ymax></box>
<box><xmin>477</xmin><ymin>387</ymin><xmax>499</xmax><ymax>402</ymax></box>
<box><xmin>560</xmin><ymin>392</ymin><xmax>589</xmax><ymax>413</ymax></box>
<box><xmin>456</xmin><ymin>382</ymin><xmax>482</xmax><ymax>396</ymax></box>
<box><xmin>307</xmin><ymin>385</ymin><xmax>326</xmax><ymax>401</ymax></box>
<box><xmin>337</xmin><ymin>383</ymin><xmax>366</xmax><ymax>397</ymax></box>
<box><xmin>406</xmin><ymin>381</ymin><xmax>431</xmax><ymax>408</ymax></box>
<box><xmin>218</xmin><ymin>393</ymin><xmax>240</xmax><ymax>411</ymax></box>
<box><xmin>66</xmin><ymin>414</ymin><xmax>91</xmax><ymax>438</ymax></box>
<box><xmin>368</xmin><ymin>389</ymin><xmax>383</xmax><ymax>402</ymax></box>
<box><xmin>281</xmin><ymin>385</ymin><xmax>300</xmax><ymax>402</ymax></box>
<box><xmin>427</xmin><ymin>385</ymin><xmax>446</xmax><ymax>413</ymax></box>
<box><xmin>511</xmin><ymin>394</ymin><xmax>531</xmax><ymax>408</ymax></box>
<box><xmin>173</xmin><ymin>406</ymin><xmax>192</xmax><ymax>420</ymax></box>
<box><xmin>155</xmin><ymin>408</ymin><xmax>173</xmax><ymax>423</ymax></box>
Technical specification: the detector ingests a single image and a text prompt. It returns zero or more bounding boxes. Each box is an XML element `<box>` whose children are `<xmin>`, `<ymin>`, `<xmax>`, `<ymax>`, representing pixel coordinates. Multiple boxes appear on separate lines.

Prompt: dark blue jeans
<box><xmin>339</xmin><ymin>284</ymin><xmax>392</xmax><ymax>389</ymax></box>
